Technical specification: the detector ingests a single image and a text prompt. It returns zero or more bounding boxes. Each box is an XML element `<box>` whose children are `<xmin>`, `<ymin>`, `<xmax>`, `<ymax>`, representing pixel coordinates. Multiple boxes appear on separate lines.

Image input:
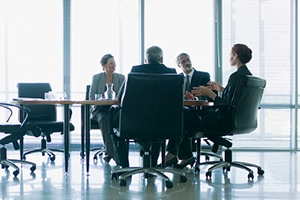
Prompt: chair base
<box><xmin>111</xmin><ymin>166</ymin><xmax>187</xmax><ymax>188</ymax></box>
<box><xmin>203</xmin><ymin>149</ymin><xmax>265</xmax><ymax>180</ymax></box>
<box><xmin>0</xmin><ymin>147</ymin><xmax>36</xmax><ymax>177</ymax></box>
<box><xmin>23</xmin><ymin>138</ymin><xmax>64</xmax><ymax>162</ymax></box>
<box><xmin>91</xmin><ymin>147</ymin><xmax>106</xmax><ymax>160</ymax></box>
<box><xmin>193</xmin><ymin>137</ymin><xmax>223</xmax><ymax>173</ymax></box>
<box><xmin>23</xmin><ymin>148</ymin><xmax>64</xmax><ymax>162</ymax></box>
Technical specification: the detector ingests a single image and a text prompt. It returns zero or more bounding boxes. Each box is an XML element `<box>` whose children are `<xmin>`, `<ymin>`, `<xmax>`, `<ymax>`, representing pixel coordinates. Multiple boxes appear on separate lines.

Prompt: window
<box><xmin>0</xmin><ymin>0</ymin><xmax>64</xmax><ymax>145</ymax></box>
<box><xmin>145</xmin><ymin>0</ymin><xmax>214</xmax><ymax>77</ymax></box>
<box><xmin>222</xmin><ymin>0</ymin><xmax>294</xmax><ymax>148</ymax></box>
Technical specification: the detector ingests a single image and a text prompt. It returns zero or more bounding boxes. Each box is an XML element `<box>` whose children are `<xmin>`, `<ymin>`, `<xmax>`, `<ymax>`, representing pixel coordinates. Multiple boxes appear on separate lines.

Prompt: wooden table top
<box><xmin>11</xmin><ymin>98</ymin><xmax>214</xmax><ymax>106</ymax></box>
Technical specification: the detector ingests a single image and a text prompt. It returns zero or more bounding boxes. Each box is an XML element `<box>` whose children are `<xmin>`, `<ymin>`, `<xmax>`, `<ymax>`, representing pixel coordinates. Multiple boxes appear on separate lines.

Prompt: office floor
<box><xmin>0</xmin><ymin>150</ymin><xmax>299</xmax><ymax>200</ymax></box>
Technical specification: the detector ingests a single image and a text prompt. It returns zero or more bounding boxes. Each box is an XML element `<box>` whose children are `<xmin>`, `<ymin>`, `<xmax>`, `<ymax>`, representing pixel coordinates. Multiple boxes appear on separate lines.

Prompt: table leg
<box><xmin>84</xmin><ymin>104</ymin><xmax>91</xmax><ymax>174</ymax></box>
<box><xmin>63</xmin><ymin>104</ymin><xmax>70</xmax><ymax>174</ymax></box>
<box><xmin>80</xmin><ymin>105</ymin><xmax>85</xmax><ymax>160</ymax></box>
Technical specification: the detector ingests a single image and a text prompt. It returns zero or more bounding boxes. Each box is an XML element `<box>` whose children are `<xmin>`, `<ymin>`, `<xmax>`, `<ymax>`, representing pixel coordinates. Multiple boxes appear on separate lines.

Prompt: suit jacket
<box><xmin>199</xmin><ymin>65</ymin><xmax>252</xmax><ymax>128</ymax></box>
<box><xmin>117</xmin><ymin>63</ymin><xmax>177</xmax><ymax>100</ymax></box>
<box><xmin>185</xmin><ymin>69</ymin><xmax>210</xmax><ymax>91</ymax></box>
<box><xmin>214</xmin><ymin>65</ymin><xmax>252</xmax><ymax>105</ymax></box>
<box><xmin>183</xmin><ymin>69</ymin><xmax>211</xmax><ymax>101</ymax></box>
<box><xmin>90</xmin><ymin>72</ymin><xmax>125</xmax><ymax>119</ymax></box>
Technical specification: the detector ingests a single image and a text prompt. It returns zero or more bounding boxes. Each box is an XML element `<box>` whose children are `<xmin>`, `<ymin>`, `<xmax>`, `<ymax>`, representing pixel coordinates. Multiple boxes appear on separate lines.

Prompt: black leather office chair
<box><xmin>80</xmin><ymin>85</ymin><xmax>106</xmax><ymax>161</ymax></box>
<box><xmin>110</xmin><ymin>73</ymin><xmax>187</xmax><ymax>189</ymax></box>
<box><xmin>16</xmin><ymin>83</ymin><xmax>75</xmax><ymax>162</ymax></box>
<box><xmin>0</xmin><ymin>102</ymin><xmax>41</xmax><ymax>177</ymax></box>
<box><xmin>193</xmin><ymin>75</ymin><xmax>266</xmax><ymax>180</ymax></box>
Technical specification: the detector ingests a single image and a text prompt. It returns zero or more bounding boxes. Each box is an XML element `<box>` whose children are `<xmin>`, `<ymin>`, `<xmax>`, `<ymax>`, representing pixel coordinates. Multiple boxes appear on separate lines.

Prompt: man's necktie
<box><xmin>185</xmin><ymin>75</ymin><xmax>190</xmax><ymax>91</ymax></box>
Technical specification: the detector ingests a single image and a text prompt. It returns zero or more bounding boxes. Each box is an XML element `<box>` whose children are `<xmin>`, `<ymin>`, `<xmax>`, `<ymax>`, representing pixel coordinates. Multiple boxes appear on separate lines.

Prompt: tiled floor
<box><xmin>0</xmin><ymin>149</ymin><xmax>299</xmax><ymax>200</ymax></box>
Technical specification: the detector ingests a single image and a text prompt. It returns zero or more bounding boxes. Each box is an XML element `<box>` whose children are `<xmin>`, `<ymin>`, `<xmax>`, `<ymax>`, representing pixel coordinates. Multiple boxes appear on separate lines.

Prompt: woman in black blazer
<box><xmin>165</xmin><ymin>44</ymin><xmax>253</xmax><ymax>169</ymax></box>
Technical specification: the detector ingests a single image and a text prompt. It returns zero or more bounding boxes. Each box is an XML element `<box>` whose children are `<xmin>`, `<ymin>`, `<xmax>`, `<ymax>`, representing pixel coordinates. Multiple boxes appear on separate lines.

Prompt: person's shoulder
<box><xmin>131</xmin><ymin>64</ymin><xmax>145</xmax><ymax>72</ymax></box>
<box><xmin>193</xmin><ymin>69</ymin><xmax>210</xmax><ymax>76</ymax></box>
<box><xmin>160</xmin><ymin>64</ymin><xmax>176</xmax><ymax>72</ymax></box>
<box><xmin>92</xmin><ymin>72</ymin><xmax>104</xmax><ymax>79</ymax></box>
<box><xmin>114</xmin><ymin>72</ymin><xmax>125</xmax><ymax>78</ymax></box>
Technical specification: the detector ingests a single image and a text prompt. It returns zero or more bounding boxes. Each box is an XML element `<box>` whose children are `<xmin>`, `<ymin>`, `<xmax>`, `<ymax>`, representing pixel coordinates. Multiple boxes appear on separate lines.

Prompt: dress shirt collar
<box><xmin>185</xmin><ymin>68</ymin><xmax>194</xmax><ymax>79</ymax></box>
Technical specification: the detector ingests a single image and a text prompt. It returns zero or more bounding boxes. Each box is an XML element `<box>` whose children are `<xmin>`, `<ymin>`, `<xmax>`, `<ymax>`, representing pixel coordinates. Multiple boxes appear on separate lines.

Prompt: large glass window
<box><xmin>70</xmin><ymin>0</ymin><xmax>139</xmax><ymax>145</ymax></box>
<box><xmin>0</xmin><ymin>0</ymin><xmax>64</xmax><ymax>145</ymax></box>
<box><xmin>71</xmin><ymin>0</ymin><xmax>139</xmax><ymax>99</ymax></box>
<box><xmin>222</xmin><ymin>0</ymin><xmax>294</xmax><ymax>148</ymax></box>
<box><xmin>1</xmin><ymin>0</ymin><xmax>298</xmax><ymax>150</ymax></box>
<box><xmin>144</xmin><ymin>0</ymin><xmax>214</xmax><ymax>77</ymax></box>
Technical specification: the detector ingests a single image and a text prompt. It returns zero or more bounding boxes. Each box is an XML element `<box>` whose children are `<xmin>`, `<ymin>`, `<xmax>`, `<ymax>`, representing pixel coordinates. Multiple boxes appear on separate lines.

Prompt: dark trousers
<box><xmin>92</xmin><ymin>106</ymin><xmax>116</xmax><ymax>158</ymax></box>
<box><xmin>167</xmin><ymin>108</ymin><xmax>213</xmax><ymax>159</ymax></box>
<box><xmin>111</xmin><ymin>134</ymin><xmax>162</xmax><ymax>167</ymax></box>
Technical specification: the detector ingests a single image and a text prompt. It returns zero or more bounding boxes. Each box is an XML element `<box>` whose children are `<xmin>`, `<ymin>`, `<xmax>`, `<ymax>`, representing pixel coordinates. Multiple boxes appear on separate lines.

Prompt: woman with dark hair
<box><xmin>89</xmin><ymin>54</ymin><xmax>125</xmax><ymax>163</ymax></box>
<box><xmin>163</xmin><ymin>43</ymin><xmax>253</xmax><ymax>169</ymax></box>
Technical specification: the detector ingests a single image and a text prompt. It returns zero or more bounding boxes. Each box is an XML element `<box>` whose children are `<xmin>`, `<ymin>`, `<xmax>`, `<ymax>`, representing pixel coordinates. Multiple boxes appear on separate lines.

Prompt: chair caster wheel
<box><xmin>93</xmin><ymin>155</ymin><xmax>98</xmax><ymax>161</ymax></box>
<box><xmin>119</xmin><ymin>179</ymin><xmax>126</xmax><ymax>186</ymax></box>
<box><xmin>80</xmin><ymin>151</ymin><xmax>85</xmax><ymax>159</ymax></box>
<box><xmin>194</xmin><ymin>166</ymin><xmax>200</xmax><ymax>174</ymax></box>
<box><xmin>206</xmin><ymin>171</ymin><xmax>212</xmax><ymax>179</ymax></box>
<box><xmin>165</xmin><ymin>181</ymin><xmax>173</xmax><ymax>189</ymax></box>
<box><xmin>258</xmin><ymin>169</ymin><xmax>264</xmax><ymax>176</ymax></box>
<box><xmin>50</xmin><ymin>156</ymin><xmax>56</xmax><ymax>162</ymax></box>
<box><xmin>205</xmin><ymin>155</ymin><xmax>210</xmax><ymax>161</ymax></box>
<box><xmin>223</xmin><ymin>166</ymin><xmax>230</xmax><ymax>172</ymax></box>
<box><xmin>13</xmin><ymin>170</ymin><xmax>19</xmax><ymax>177</ymax></box>
<box><xmin>111</xmin><ymin>173</ymin><xmax>118</xmax><ymax>180</ymax></box>
<box><xmin>248</xmin><ymin>172</ymin><xmax>254</xmax><ymax>180</ymax></box>
<box><xmin>30</xmin><ymin>165</ymin><xmax>36</xmax><ymax>172</ymax></box>
<box><xmin>180</xmin><ymin>175</ymin><xmax>187</xmax><ymax>183</ymax></box>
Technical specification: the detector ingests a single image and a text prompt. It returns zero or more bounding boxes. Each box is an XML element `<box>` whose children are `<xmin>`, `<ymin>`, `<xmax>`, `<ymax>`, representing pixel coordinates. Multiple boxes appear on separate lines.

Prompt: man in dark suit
<box><xmin>113</xmin><ymin>46</ymin><xmax>177</xmax><ymax>168</ymax></box>
<box><xmin>164</xmin><ymin>53</ymin><xmax>213</xmax><ymax>169</ymax></box>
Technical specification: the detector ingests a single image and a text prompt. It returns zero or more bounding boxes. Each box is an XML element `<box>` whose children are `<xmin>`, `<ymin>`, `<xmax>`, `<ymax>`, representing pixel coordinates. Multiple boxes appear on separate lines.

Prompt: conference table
<box><xmin>12</xmin><ymin>98</ymin><xmax>213</xmax><ymax>175</ymax></box>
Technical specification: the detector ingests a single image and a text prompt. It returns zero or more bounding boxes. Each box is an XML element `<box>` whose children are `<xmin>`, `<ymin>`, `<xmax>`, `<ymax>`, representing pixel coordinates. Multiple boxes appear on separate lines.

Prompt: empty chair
<box><xmin>110</xmin><ymin>73</ymin><xmax>187</xmax><ymax>189</ymax></box>
<box><xmin>0</xmin><ymin>102</ymin><xmax>41</xmax><ymax>177</ymax></box>
<box><xmin>17</xmin><ymin>83</ymin><xmax>75</xmax><ymax>161</ymax></box>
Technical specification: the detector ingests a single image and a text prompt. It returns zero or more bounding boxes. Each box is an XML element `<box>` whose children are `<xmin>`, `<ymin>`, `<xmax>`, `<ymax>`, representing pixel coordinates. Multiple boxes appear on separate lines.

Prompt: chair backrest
<box><xmin>226</xmin><ymin>75</ymin><xmax>266</xmax><ymax>135</ymax></box>
<box><xmin>17</xmin><ymin>83</ymin><xmax>57</xmax><ymax>122</ymax></box>
<box><xmin>84</xmin><ymin>84</ymin><xmax>99</xmax><ymax>129</ymax></box>
<box><xmin>86</xmin><ymin>85</ymin><xmax>91</xmax><ymax>100</ymax></box>
<box><xmin>118</xmin><ymin>73</ymin><xmax>184</xmax><ymax>140</ymax></box>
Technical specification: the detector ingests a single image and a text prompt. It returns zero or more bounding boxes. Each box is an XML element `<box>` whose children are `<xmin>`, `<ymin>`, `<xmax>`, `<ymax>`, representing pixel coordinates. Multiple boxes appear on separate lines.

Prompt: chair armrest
<box><xmin>0</xmin><ymin>103</ymin><xmax>31</xmax><ymax>125</ymax></box>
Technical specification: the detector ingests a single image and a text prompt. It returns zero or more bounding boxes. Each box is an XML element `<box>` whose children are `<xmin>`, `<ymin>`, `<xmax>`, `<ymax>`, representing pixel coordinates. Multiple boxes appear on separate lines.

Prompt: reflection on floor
<box><xmin>0</xmin><ymin>150</ymin><xmax>299</xmax><ymax>200</ymax></box>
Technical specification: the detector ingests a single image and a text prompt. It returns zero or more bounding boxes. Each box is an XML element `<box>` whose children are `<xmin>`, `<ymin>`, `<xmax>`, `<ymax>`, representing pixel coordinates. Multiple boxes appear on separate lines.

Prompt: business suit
<box><xmin>200</xmin><ymin>65</ymin><xmax>252</xmax><ymax>128</ymax></box>
<box><xmin>117</xmin><ymin>63</ymin><xmax>177</xmax><ymax>100</ymax></box>
<box><xmin>89</xmin><ymin>72</ymin><xmax>125</xmax><ymax>158</ymax></box>
<box><xmin>114</xmin><ymin>63</ymin><xmax>177</xmax><ymax>167</ymax></box>
<box><xmin>168</xmin><ymin>69</ymin><xmax>212</xmax><ymax>160</ymax></box>
<box><xmin>168</xmin><ymin>65</ymin><xmax>252</xmax><ymax>161</ymax></box>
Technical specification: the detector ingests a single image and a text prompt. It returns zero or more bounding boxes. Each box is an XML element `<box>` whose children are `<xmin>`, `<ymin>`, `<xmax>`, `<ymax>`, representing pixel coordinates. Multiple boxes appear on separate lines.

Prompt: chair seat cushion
<box><xmin>0</xmin><ymin>123</ymin><xmax>41</xmax><ymax>137</ymax></box>
<box><xmin>0</xmin><ymin>123</ymin><xmax>22</xmax><ymax>133</ymax></box>
<box><xmin>30</xmin><ymin>121</ymin><xmax>75</xmax><ymax>134</ymax></box>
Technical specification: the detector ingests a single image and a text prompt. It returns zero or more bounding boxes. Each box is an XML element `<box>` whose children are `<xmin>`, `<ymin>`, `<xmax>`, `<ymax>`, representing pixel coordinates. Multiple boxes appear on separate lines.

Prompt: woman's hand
<box><xmin>192</xmin><ymin>86</ymin><xmax>217</xmax><ymax>100</ymax></box>
<box><xmin>207</xmin><ymin>81</ymin><xmax>224</xmax><ymax>92</ymax></box>
<box><xmin>184</xmin><ymin>91</ymin><xmax>195</xmax><ymax>100</ymax></box>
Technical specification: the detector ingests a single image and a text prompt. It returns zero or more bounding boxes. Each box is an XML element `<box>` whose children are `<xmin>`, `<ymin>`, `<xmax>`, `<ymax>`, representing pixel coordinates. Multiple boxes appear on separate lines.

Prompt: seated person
<box><xmin>160</xmin><ymin>52</ymin><xmax>212</xmax><ymax>168</ymax></box>
<box><xmin>165</xmin><ymin>43</ymin><xmax>253</xmax><ymax>169</ymax></box>
<box><xmin>89</xmin><ymin>54</ymin><xmax>125</xmax><ymax>164</ymax></box>
<box><xmin>112</xmin><ymin>46</ymin><xmax>177</xmax><ymax>168</ymax></box>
